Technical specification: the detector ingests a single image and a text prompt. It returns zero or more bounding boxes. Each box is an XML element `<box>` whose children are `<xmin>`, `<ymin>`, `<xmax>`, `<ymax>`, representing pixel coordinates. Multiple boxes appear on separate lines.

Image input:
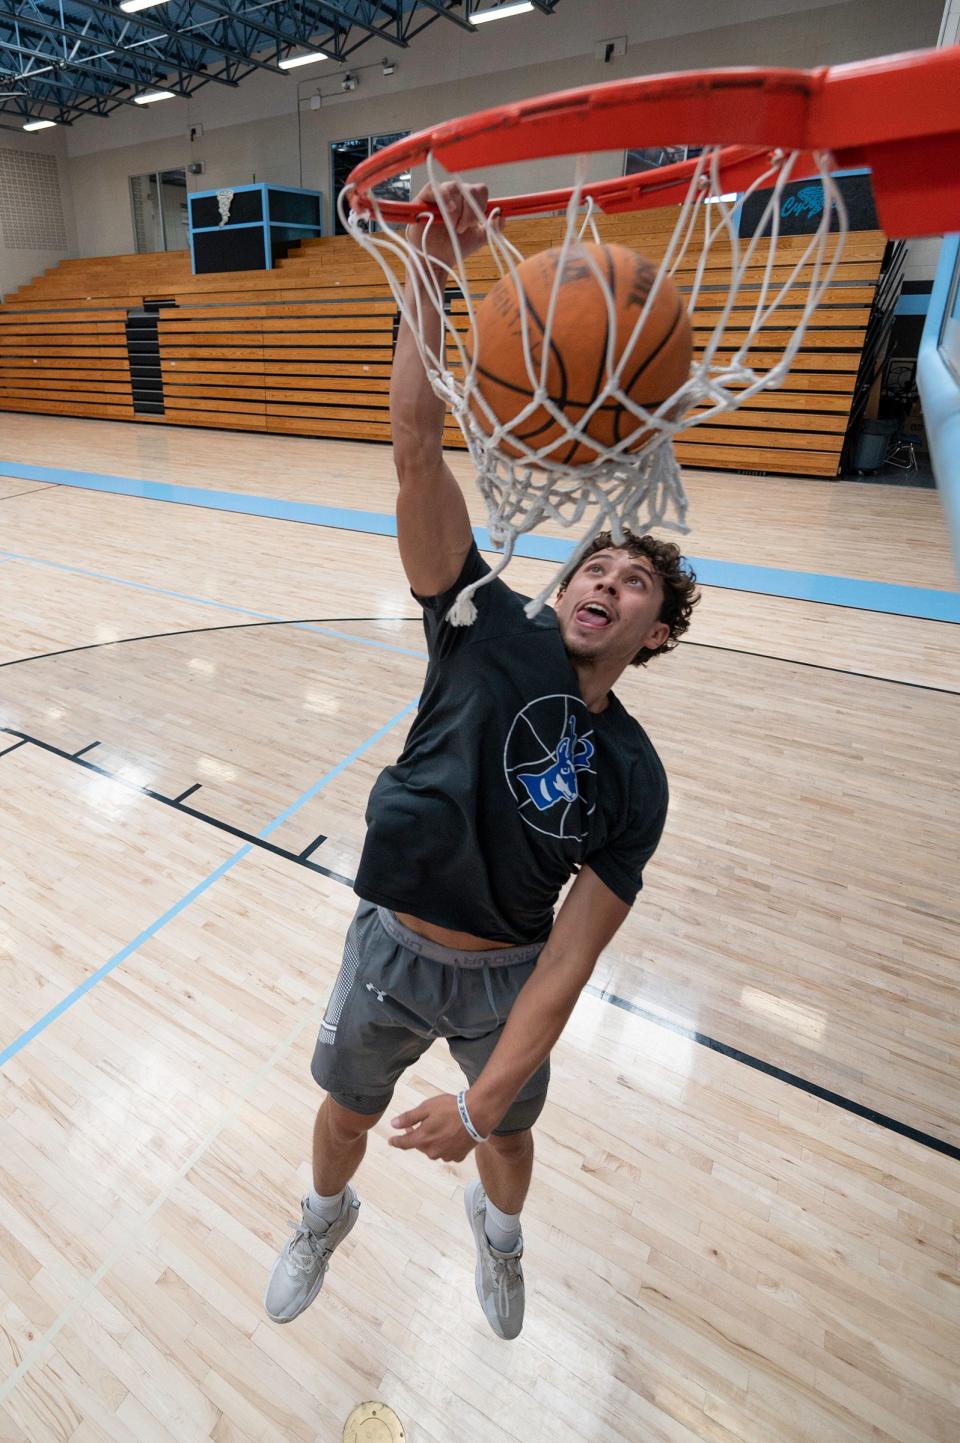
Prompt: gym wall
<box><xmin>0</xmin><ymin>130</ymin><xmax>79</xmax><ymax>301</ymax></box>
<box><xmin>54</xmin><ymin>0</ymin><xmax>943</xmax><ymax>263</ymax></box>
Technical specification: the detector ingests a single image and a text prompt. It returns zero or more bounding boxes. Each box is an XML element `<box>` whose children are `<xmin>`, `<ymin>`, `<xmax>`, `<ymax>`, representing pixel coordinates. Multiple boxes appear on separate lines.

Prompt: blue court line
<box><xmin>0</xmin><ymin>462</ymin><xmax>396</xmax><ymax>536</ymax></box>
<box><xmin>657</xmin><ymin>559</ymin><xmax>959</xmax><ymax>622</ymax></box>
<box><xmin>261</xmin><ymin>695</ymin><xmax>418</xmax><ymax>837</ymax></box>
<box><xmin>0</xmin><ymin>546</ymin><xmax>277</xmax><ymax>619</ymax></box>
<box><xmin>0</xmin><ymin>696</ymin><xmax>418</xmax><ymax>1071</ymax></box>
<box><xmin>498</xmin><ymin>536</ymin><xmax>960</xmax><ymax>622</ymax></box>
<box><xmin>0</xmin><ymin>549</ymin><xmax>428</xmax><ymax>660</ymax></box>
<box><xmin>0</xmin><ymin>851</ymin><xmax>250</xmax><ymax>1071</ymax></box>
<box><xmin>2</xmin><ymin>460</ymin><xmax>957</xmax><ymax>623</ymax></box>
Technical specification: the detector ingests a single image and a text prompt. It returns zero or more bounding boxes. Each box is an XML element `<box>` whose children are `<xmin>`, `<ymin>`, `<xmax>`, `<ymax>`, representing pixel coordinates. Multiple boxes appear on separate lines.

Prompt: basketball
<box><xmin>467</xmin><ymin>242</ymin><xmax>692</xmax><ymax>465</ymax></box>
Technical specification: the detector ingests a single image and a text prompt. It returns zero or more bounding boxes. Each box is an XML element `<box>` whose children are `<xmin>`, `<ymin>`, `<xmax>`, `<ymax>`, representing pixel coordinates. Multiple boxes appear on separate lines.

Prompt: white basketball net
<box><xmin>216</xmin><ymin>188</ymin><xmax>234</xmax><ymax>227</ymax></box>
<box><xmin>341</xmin><ymin>148</ymin><xmax>847</xmax><ymax>623</ymax></box>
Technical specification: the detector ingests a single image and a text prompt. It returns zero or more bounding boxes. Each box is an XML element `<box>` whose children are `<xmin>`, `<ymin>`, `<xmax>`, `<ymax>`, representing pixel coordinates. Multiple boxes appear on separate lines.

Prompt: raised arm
<box><xmin>391</xmin><ymin>182</ymin><xmax>487</xmax><ymax>597</ymax></box>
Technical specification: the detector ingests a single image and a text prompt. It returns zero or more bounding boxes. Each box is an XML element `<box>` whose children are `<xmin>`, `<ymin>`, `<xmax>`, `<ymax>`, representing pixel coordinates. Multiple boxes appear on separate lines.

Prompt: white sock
<box><xmin>307</xmin><ymin>1188</ymin><xmax>344</xmax><ymax>1223</ymax></box>
<box><xmin>483</xmin><ymin>1195</ymin><xmax>522</xmax><ymax>1253</ymax></box>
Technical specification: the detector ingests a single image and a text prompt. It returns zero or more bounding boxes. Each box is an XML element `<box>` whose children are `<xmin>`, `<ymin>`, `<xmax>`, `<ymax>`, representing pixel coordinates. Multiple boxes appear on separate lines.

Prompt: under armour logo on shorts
<box><xmin>366</xmin><ymin>982</ymin><xmax>387</xmax><ymax>1003</ymax></box>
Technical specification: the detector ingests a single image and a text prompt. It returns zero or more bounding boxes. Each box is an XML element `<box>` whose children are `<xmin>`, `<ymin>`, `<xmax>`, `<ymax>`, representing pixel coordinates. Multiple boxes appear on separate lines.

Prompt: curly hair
<box><xmin>561</xmin><ymin>529</ymin><xmax>700</xmax><ymax>666</ymax></box>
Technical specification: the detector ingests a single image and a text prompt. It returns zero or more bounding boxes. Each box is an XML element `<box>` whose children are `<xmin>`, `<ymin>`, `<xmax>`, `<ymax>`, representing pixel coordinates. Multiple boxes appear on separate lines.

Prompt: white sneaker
<box><xmin>464</xmin><ymin>1178</ymin><xmax>525</xmax><ymax>1340</ymax></box>
<box><xmin>264</xmin><ymin>1187</ymin><xmax>360</xmax><ymax>1324</ymax></box>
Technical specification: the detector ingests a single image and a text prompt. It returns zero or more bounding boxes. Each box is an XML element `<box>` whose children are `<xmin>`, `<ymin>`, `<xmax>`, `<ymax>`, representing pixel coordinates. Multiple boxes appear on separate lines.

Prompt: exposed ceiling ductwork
<box><xmin>0</xmin><ymin>0</ymin><xmax>563</xmax><ymax>129</ymax></box>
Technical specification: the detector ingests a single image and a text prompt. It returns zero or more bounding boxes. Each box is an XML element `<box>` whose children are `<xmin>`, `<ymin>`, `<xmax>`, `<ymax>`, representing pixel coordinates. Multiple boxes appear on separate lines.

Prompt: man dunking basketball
<box><xmin>265</xmin><ymin>181</ymin><xmax>699</xmax><ymax>1340</ymax></box>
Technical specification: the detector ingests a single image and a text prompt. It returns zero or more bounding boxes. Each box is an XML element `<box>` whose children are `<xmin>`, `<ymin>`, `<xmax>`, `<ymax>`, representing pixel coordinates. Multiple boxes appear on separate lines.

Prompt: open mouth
<box><xmin>575</xmin><ymin>601</ymin><xmax>613</xmax><ymax>630</ymax></box>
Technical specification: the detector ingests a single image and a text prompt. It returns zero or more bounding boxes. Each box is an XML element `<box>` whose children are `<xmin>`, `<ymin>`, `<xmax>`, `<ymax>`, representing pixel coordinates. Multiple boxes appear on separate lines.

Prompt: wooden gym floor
<box><xmin>0</xmin><ymin>412</ymin><xmax>958</xmax><ymax>1443</ymax></box>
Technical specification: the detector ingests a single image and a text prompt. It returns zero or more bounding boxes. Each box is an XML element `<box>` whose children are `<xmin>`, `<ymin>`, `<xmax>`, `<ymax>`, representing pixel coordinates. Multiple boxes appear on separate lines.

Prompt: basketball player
<box><xmin>266</xmin><ymin>181</ymin><xmax>699</xmax><ymax>1340</ymax></box>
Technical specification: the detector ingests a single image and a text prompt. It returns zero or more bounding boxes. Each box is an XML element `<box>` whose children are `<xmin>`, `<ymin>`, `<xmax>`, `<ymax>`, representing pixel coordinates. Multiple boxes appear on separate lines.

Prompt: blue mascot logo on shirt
<box><xmin>516</xmin><ymin>714</ymin><xmax>595</xmax><ymax>811</ymax></box>
<box><xmin>503</xmin><ymin>694</ymin><xmax>597</xmax><ymax>842</ymax></box>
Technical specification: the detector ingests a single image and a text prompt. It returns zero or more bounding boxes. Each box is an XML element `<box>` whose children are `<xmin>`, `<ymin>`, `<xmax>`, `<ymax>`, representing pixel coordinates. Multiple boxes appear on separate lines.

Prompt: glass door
<box><xmin>130</xmin><ymin>169</ymin><xmax>188</xmax><ymax>253</ymax></box>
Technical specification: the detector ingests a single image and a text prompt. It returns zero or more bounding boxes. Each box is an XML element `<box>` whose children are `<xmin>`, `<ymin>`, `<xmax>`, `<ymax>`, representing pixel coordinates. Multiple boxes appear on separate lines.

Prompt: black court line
<box><xmin>0</xmin><ymin>484</ymin><xmax>56</xmax><ymax>503</ymax></box>
<box><xmin>687</xmin><ymin>639</ymin><xmax>960</xmax><ymax>697</ymax></box>
<box><xmin>173</xmin><ymin>782</ymin><xmax>201</xmax><ymax>805</ymax></box>
<box><xmin>2</xmin><ymin>728</ymin><xmax>354</xmax><ymax>889</ymax></box>
<box><xmin>4</xmin><ymin>721</ymin><xmax>955</xmax><ymax>1164</ymax></box>
<box><xmin>0</xmin><ymin>617</ymin><xmax>406</xmax><ymax>670</ymax></box>
<box><xmin>584</xmin><ymin>983</ymin><xmax>960</xmax><ymax>1163</ymax></box>
<box><xmin>0</xmin><ymin>737</ymin><xmax>27</xmax><ymax>759</ymax></box>
<box><xmin>299</xmin><ymin>833</ymin><xmax>328</xmax><ymax>861</ymax></box>
<box><xmin>1</xmin><ymin>615</ymin><xmax>956</xmax><ymax>698</ymax></box>
<box><xmin>72</xmin><ymin>740</ymin><xmax>100</xmax><ymax>758</ymax></box>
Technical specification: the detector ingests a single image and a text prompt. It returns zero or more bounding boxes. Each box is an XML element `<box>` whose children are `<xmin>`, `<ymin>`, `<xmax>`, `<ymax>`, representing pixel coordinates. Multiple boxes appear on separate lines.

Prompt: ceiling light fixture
<box><xmin>133</xmin><ymin>88</ymin><xmax>176</xmax><ymax>103</ymax></box>
<box><xmin>278</xmin><ymin>50</ymin><xmax>329</xmax><ymax>69</ymax></box>
<box><xmin>23</xmin><ymin>118</ymin><xmax>58</xmax><ymax>130</ymax></box>
<box><xmin>119</xmin><ymin>0</ymin><xmax>170</xmax><ymax>13</ymax></box>
<box><xmin>471</xmin><ymin>1</ymin><xmax>535</xmax><ymax>23</ymax></box>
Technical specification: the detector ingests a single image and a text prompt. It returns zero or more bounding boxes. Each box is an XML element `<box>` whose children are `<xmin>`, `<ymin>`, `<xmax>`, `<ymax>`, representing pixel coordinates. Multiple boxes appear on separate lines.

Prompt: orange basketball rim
<box><xmin>345</xmin><ymin>46</ymin><xmax>960</xmax><ymax>238</ymax></box>
<box><xmin>339</xmin><ymin>45</ymin><xmax>959</xmax><ymax>624</ymax></box>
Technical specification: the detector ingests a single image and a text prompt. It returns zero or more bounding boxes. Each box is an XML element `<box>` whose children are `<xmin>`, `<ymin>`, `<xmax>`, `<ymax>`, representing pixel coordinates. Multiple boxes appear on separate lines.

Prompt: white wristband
<box><xmin>457</xmin><ymin>1089</ymin><xmax>488</xmax><ymax>1144</ymax></box>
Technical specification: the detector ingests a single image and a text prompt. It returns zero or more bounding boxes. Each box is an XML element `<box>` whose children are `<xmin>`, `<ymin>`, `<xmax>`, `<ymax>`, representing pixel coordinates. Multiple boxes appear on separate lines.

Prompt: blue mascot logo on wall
<box><xmin>781</xmin><ymin>184</ymin><xmax>825</xmax><ymax>223</ymax></box>
<box><xmin>503</xmin><ymin>695</ymin><xmax>596</xmax><ymax>840</ymax></box>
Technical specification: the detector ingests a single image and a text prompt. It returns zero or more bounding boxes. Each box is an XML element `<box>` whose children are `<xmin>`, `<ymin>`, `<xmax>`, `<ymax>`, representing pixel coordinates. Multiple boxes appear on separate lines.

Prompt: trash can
<box><xmin>852</xmin><ymin>418</ymin><xmax>897</xmax><ymax>472</ymax></box>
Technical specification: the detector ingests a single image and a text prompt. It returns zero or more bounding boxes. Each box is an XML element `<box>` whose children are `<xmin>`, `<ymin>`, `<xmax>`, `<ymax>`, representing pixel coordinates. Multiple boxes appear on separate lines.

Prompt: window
<box><xmin>624</xmin><ymin>146</ymin><xmax>700</xmax><ymax>176</ymax></box>
<box><xmin>331</xmin><ymin>132</ymin><xmax>410</xmax><ymax>235</ymax></box>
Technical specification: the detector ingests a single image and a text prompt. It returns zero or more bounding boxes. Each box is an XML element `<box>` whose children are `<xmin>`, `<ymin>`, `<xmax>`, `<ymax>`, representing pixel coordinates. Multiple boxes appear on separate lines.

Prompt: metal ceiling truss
<box><xmin>0</xmin><ymin>0</ymin><xmax>564</xmax><ymax>127</ymax></box>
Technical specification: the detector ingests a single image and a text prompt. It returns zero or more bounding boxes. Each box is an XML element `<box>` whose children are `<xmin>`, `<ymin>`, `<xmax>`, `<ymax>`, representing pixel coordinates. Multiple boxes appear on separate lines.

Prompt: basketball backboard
<box><xmin>919</xmin><ymin>233</ymin><xmax>960</xmax><ymax>573</ymax></box>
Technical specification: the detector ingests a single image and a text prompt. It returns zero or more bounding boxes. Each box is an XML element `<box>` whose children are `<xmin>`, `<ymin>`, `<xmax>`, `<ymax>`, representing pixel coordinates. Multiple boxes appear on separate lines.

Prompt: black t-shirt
<box><xmin>354</xmin><ymin>544</ymin><xmax>668</xmax><ymax>943</ymax></box>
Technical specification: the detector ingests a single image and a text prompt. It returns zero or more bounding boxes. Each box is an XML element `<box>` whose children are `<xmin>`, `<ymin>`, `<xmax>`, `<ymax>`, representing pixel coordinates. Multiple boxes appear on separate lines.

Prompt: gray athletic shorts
<box><xmin>311</xmin><ymin>901</ymin><xmax>550</xmax><ymax>1135</ymax></box>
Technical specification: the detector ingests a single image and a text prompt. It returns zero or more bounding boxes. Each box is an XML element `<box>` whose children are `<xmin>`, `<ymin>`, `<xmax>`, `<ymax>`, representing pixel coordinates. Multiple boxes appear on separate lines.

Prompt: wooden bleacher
<box><xmin>0</xmin><ymin>212</ymin><xmax>887</xmax><ymax>477</ymax></box>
